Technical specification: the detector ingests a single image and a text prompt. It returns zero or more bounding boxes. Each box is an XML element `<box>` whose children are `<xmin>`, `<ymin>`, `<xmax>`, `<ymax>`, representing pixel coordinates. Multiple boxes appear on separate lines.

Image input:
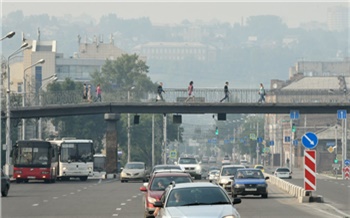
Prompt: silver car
<box><xmin>217</xmin><ymin>165</ymin><xmax>245</xmax><ymax>193</ymax></box>
<box><xmin>154</xmin><ymin>182</ymin><xmax>241</xmax><ymax>218</ymax></box>
<box><xmin>120</xmin><ymin>162</ymin><xmax>148</xmax><ymax>182</ymax></box>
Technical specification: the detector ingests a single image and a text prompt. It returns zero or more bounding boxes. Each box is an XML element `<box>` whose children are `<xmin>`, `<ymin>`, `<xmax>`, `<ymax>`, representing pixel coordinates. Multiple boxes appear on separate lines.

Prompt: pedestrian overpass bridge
<box><xmin>3</xmin><ymin>88</ymin><xmax>350</xmax><ymax>119</ymax></box>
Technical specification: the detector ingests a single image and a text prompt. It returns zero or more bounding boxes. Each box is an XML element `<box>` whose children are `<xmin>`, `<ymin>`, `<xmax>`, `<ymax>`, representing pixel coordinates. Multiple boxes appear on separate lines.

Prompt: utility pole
<box><xmin>163</xmin><ymin>114</ymin><xmax>167</xmax><ymax>164</ymax></box>
<box><xmin>256</xmin><ymin>122</ymin><xmax>259</xmax><ymax>164</ymax></box>
<box><xmin>289</xmin><ymin>119</ymin><xmax>293</xmax><ymax>171</ymax></box>
<box><xmin>152</xmin><ymin>114</ymin><xmax>155</xmax><ymax>168</ymax></box>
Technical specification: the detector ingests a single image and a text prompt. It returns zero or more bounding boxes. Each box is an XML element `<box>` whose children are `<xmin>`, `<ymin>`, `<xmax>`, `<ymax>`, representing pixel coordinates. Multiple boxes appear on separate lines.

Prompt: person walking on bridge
<box><xmin>96</xmin><ymin>84</ymin><xmax>102</xmax><ymax>102</ymax></box>
<box><xmin>185</xmin><ymin>81</ymin><xmax>195</xmax><ymax>103</ymax></box>
<box><xmin>156</xmin><ymin>82</ymin><xmax>165</xmax><ymax>102</ymax></box>
<box><xmin>220</xmin><ymin>81</ymin><xmax>230</xmax><ymax>103</ymax></box>
<box><xmin>258</xmin><ymin>83</ymin><xmax>266</xmax><ymax>103</ymax></box>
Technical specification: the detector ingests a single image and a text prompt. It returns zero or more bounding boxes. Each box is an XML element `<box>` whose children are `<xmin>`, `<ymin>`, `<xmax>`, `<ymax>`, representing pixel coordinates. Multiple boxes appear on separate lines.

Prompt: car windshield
<box><xmin>221</xmin><ymin>167</ymin><xmax>244</xmax><ymax>176</ymax></box>
<box><xmin>166</xmin><ymin>187</ymin><xmax>230</xmax><ymax>207</ymax></box>
<box><xmin>255</xmin><ymin>166</ymin><xmax>264</xmax><ymax>169</ymax></box>
<box><xmin>152</xmin><ymin>165</ymin><xmax>181</xmax><ymax>173</ymax></box>
<box><xmin>150</xmin><ymin>176</ymin><xmax>192</xmax><ymax>191</ymax></box>
<box><xmin>179</xmin><ymin>158</ymin><xmax>197</xmax><ymax>164</ymax></box>
<box><xmin>125</xmin><ymin>163</ymin><xmax>144</xmax><ymax>169</ymax></box>
<box><xmin>276</xmin><ymin>168</ymin><xmax>290</xmax><ymax>172</ymax></box>
<box><xmin>236</xmin><ymin>170</ymin><xmax>264</xmax><ymax>179</ymax></box>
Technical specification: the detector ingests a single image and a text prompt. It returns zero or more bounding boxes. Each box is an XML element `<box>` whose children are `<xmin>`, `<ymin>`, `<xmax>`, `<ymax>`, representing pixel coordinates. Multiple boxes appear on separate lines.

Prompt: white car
<box><xmin>176</xmin><ymin>157</ymin><xmax>201</xmax><ymax>180</ymax></box>
<box><xmin>120</xmin><ymin>162</ymin><xmax>148</xmax><ymax>182</ymax></box>
<box><xmin>153</xmin><ymin>182</ymin><xmax>241</xmax><ymax>218</ymax></box>
<box><xmin>274</xmin><ymin>167</ymin><xmax>292</xmax><ymax>179</ymax></box>
<box><xmin>217</xmin><ymin>165</ymin><xmax>245</xmax><ymax>193</ymax></box>
<box><xmin>208</xmin><ymin>169</ymin><xmax>220</xmax><ymax>182</ymax></box>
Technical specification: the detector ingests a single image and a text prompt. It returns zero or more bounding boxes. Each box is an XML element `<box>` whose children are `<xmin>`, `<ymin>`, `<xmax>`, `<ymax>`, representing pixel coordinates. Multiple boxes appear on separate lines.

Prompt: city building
<box><xmin>327</xmin><ymin>6</ymin><xmax>349</xmax><ymax>32</ymax></box>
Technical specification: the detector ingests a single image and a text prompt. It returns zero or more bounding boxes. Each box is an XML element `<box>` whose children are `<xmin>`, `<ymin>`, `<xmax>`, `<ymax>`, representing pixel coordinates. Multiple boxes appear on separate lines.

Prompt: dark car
<box><xmin>231</xmin><ymin>168</ymin><xmax>269</xmax><ymax>198</ymax></box>
<box><xmin>139</xmin><ymin>172</ymin><xmax>193</xmax><ymax>218</ymax></box>
<box><xmin>1</xmin><ymin>170</ymin><xmax>10</xmax><ymax>197</ymax></box>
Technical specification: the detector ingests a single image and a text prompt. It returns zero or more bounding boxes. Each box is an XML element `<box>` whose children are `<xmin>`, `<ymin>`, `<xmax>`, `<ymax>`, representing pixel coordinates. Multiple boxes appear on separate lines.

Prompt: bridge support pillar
<box><xmin>104</xmin><ymin>113</ymin><xmax>120</xmax><ymax>176</ymax></box>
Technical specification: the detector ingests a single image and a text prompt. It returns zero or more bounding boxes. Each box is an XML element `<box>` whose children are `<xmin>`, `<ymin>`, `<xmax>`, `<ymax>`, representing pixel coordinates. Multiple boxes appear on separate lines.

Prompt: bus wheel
<box><xmin>80</xmin><ymin>176</ymin><xmax>88</xmax><ymax>181</ymax></box>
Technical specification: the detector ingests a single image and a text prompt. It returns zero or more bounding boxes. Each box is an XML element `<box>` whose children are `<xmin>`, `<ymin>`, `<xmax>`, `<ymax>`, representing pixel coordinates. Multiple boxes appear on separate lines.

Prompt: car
<box><xmin>240</xmin><ymin>159</ymin><xmax>248</xmax><ymax>166</ymax></box>
<box><xmin>274</xmin><ymin>167</ymin><xmax>292</xmax><ymax>179</ymax></box>
<box><xmin>208</xmin><ymin>169</ymin><xmax>220</xmax><ymax>182</ymax></box>
<box><xmin>209</xmin><ymin>156</ymin><xmax>216</xmax><ymax>163</ymax></box>
<box><xmin>254</xmin><ymin>164</ymin><xmax>265</xmax><ymax>172</ymax></box>
<box><xmin>201</xmin><ymin>156</ymin><xmax>209</xmax><ymax>163</ymax></box>
<box><xmin>176</xmin><ymin>157</ymin><xmax>202</xmax><ymax>180</ymax></box>
<box><xmin>221</xmin><ymin>155</ymin><xmax>231</xmax><ymax>165</ymax></box>
<box><xmin>231</xmin><ymin>168</ymin><xmax>269</xmax><ymax>198</ymax></box>
<box><xmin>139</xmin><ymin>172</ymin><xmax>193</xmax><ymax>218</ymax></box>
<box><xmin>217</xmin><ymin>164</ymin><xmax>245</xmax><ymax>193</ymax></box>
<box><xmin>149</xmin><ymin>164</ymin><xmax>183</xmax><ymax>178</ymax></box>
<box><xmin>120</xmin><ymin>162</ymin><xmax>148</xmax><ymax>183</ymax></box>
<box><xmin>153</xmin><ymin>182</ymin><xmax>241</xmax><ymax>218</ymax></box>
<box><xmin>1</xmin><ymin>170</ymin><xmax>10</xmax><ymax>197</ymax></box>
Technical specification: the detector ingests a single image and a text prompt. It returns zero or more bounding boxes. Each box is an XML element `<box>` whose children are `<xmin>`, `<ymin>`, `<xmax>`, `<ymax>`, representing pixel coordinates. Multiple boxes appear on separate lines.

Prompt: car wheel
<box><xmin>121</xmin><ymin>180</ymin><xmax>124</xmax><ymax>183</ymax></box>
<box><xmin>1</xmin><ymin>185</ymin><xmax>9</xmax><ymax>197</ymax></box>
<box><xmin>232</xmin><ymin>194</ymin><xmax>237</xmax><ymax>198</ymax></box>
<box><xmin>262</xmin><ymin>194</ymin><xmax>268</xmax><ymax>198</ymax></box>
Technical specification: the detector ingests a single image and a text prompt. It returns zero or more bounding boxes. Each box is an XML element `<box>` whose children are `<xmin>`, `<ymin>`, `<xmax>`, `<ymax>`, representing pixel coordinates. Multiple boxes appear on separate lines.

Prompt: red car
<box><xmin>139</xmin><ymin>172</ymin><xmax>193</xmax><ymax>218</ymax></box>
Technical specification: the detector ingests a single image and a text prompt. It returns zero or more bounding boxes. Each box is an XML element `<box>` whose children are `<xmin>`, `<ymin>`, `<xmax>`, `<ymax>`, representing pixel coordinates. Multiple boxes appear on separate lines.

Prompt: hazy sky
<box><xmin>2</xmin><ymin>1</ymin><xmax>349</xmax><ymax>28</ymax></box>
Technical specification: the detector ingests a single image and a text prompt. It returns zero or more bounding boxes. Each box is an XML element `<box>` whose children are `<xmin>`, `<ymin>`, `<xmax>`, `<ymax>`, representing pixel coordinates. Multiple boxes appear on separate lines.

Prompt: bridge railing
<box><xmin>5</xmin><ymin>88</ymin><xmax>350</xmax><ymax>109</ymax></box>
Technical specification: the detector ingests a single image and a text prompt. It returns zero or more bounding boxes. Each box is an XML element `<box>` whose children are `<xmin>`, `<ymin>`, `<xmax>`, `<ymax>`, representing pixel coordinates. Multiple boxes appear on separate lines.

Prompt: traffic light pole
<box><xmin>290</xmin><ymin>120</ymin><xmax>293</xmax><ymax>171</ymax></box>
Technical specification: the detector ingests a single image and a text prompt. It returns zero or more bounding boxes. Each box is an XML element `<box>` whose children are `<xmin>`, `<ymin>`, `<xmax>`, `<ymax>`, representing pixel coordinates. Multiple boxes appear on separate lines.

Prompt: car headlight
<box><xmin>196</xmin><ymin>165</ymin><xmax>201</xmax><ymax>171</ymax></box>
<box><xmin>220</xmin><ymin>179</ymin><xmax>228</xmax><ymax>184</ymax></box>
<box><xmin>63</xmin><ymin>167</ymin><xmax>66</xmax><ymax>170</ymax></box>
<box><xmin>222</xmin><ymin>216</ymin><xmax>236</xmax><ymax>218</ymax></box>
<box><xmin>121</xmin><ymin>171</ymin><xmax>126</xmax><ymax>177</ymax></box>
<box><xmin>257</xmin><ymin>183</ymin><xmax>267</xmax><ymax>187</ymax></box>
<box><xmin>234</xmin><ymin>184</ymin><xmax>245</xmax><ymax>188</ymax></box>
<box><xmin>148</xmin><ymin>196</ymin><xmax>157</xmax><ymax>204</ymax></box>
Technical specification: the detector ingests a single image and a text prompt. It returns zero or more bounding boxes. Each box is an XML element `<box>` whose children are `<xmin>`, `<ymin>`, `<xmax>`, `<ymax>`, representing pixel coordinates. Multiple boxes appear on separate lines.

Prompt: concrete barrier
<box><xmin>265</xmin><ymin>173</ymin><xmax>323</xmax><ymax>203</ymax></box>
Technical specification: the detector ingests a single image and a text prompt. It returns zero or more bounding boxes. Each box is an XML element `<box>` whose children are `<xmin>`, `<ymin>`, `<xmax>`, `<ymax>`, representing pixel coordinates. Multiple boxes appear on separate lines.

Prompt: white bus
<box><xmin>49</xmin><ymin>138</ymin><xmax>94</xmax><ymax>181</ymax></box>
<box><xmin>92</xmin><ymin>154</ymin><xmax>106</xmax><ymax>179</ymax></box>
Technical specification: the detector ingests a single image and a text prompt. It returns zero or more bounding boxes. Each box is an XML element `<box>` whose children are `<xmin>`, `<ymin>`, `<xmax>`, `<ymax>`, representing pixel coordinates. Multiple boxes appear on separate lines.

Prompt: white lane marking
<box><xmin>53</xmin><ymin>197</ymin><xmax>58</xmax><ymax>199</ymax></box>
<box><xmin>348</xmin><ymin>185</ymin><xmax>350</xmax><ymax>188</ymax></box>
<box><xmin>77</xmin><ymin>189</ymin><xmax>81</xmax><ymax>192</ymax></box>
<box><xmin>84</xmin><ymin>187</ymin><xmax>87</xmax><ymax>189</ymax></box>
<box><xmin>334</xmin><ymin>182</ymin><xmax>339</xmax><ymax>184</ymax></box>
<box><xmin>62</xmin><ymin>194</ymin><xmax>67</xmax><ymax>197</ymax></box>
<box><xmin>121</xmin><ymin>203</ymin><xmax>126</xmax><ymax>206</ymax></box>
<box><xmin>341</xmin><ymin>184</ymin><xmax>345</xmax><ymax>186</ymax></box>
<box><xmin>116</xmin><ymin>208</ymin><xmax>122</xmax><ymax>211</ymax></box>
<box><xmin>70</xmin><ymin>192</ymin><xmax>75</xmax><ymax>195</ymax></box>
<box><xmin>112</xmin><ymin>214</ymin><xmax>118</xmax><ymax>216</ymax></box>
<box><xmin>132</xmin><ymin>196</ymin><xmax>137</xmax><ymax>198</ymax></box>
<box><xmin>43</xmin><ymin>200</ymin><xmax>48</xmax><ymax>203</ymax></box>
<box><xmin>98</xmin><ymin>179</ymin><xmax>102</xmax><ymax>184</ymax></box>
<box><xmin>32</xmin><ymin>204</ymin><xmax>39</xmax><ymax>207</ymax></box>
<box><xmin>127</xmin><ymin>199</ymin><xmax>131</xmax><ymax>201</ymax></box>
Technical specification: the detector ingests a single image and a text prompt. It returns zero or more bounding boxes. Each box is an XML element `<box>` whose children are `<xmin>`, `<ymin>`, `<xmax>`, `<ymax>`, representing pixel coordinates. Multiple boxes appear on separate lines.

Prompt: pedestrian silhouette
<box><xmin>185</xmin><ymin>81</ymin><xmax>195</xmax><ymax>102</ymax></box>
<box><xmin>220</xmin><ymin>81</ymin><xmax>230</xmax><ymax>102</ymax></box>
<box><xmin>258</xmin><ymin>83</ymin><xmax>266</xmax><ymax>103</ymax></box>
<box><xmin>156</xmin><ymin>82</ymin><xmax>165</xmax><ymax>102</ymax></box>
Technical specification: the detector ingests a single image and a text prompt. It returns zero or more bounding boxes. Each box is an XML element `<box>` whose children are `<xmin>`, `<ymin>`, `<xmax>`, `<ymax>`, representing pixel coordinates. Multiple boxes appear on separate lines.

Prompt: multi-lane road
<box><xmin>1</xmin><ymin>174</ymin><xmax>348</xmax><ymax>218</ymax></box>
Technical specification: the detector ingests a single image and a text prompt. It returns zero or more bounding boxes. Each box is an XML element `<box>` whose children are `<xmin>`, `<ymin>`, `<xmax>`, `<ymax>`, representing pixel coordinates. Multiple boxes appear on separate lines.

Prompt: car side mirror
<box><xmin>265</xmin><ymin>176</ymin><xmax>270</xmax><ymax>180</ymax></box>
<box><xmin>229</xmin><ymin>176</ymin><xmax>235</xmax><ymax>180</ymax></box>
<box><xmin>139</xmin><ymin>186</ymin><xmax>147</xmax><ymax>192</ymax></box>
<box><xmin>153</xmin><ymin>201</ymin><xmax>163</xmax><ymax>207</ymax></box>
<box><xmin>120</xmin><ymin>167</ymin><xmax>124</xmax><ymax>171</ymax></box>
<box><xmin>232</xmin><ymin>197</ymin><xmax>241</xmax><ymax>205</ymax></box>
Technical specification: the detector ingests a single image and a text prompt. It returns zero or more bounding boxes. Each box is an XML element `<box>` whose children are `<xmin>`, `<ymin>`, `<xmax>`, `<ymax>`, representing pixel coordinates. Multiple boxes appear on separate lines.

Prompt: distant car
<box><xmin>176</xmin><ymin>157</ymin><xmax>202</xmax><ymax>180</ymax></box>
<box><xmin>202</xmin><ymin>156</ymin><xmax>209</xmax><ymax>163</ymax></box>
<box><xmin>120</xmin><ymin>162</ymin><xmax>148</xmax><ymax>183</ymax></box>
<box><xmin>209</xmin><ymin>156</ymin><xmax>216</xmax><ymax>163</ymax></box>
<box><xmin>153</xmin><ymin>182</ymin><xmax>241</xmax><ymax>218</ymax></box>
<box><xmin>231</xmin><ymin>168</ymin><xmax>269</xmax><ymax>198</ymax></box>
<box><xmin>274</xmin><ymin>167</ymin><xmax>292</xmax><ymax>179</ymax></box>
<box><xmin>208</xmin><ymin>169</ymin><xmax>220</xmax><ymax>182</ymax></box>
<box><xmin>217</xmin><ymin>165</ymin><xmax>245</xmax><ymax>193</ymax></box>
<box><xmin>221</xmin><ymin>155</ymin><xmax>231</xmax><ymax>165</ymax></box>
<box><xmin>254</xmin><ymin>164</ymin><xmax>265</xmax><ymax>172</ymax></box>
<box><xmin>240</xmin><ymin>160</ymin><xmax>248</xmax><ymax>165</ymax></box>
<box><xmin>1</xmin><ymin>170</ymin><xmax>10</xmax><ymax>197</ymax></box>
<box><xmin>139</xmin><ymin>172</ymin><xmax>193</xmax><ymax>218</ymax></box>
<box><xmin>149</xmin><ymin>164</ymin><xmax>183</xmax><ymax>178</ymax></box>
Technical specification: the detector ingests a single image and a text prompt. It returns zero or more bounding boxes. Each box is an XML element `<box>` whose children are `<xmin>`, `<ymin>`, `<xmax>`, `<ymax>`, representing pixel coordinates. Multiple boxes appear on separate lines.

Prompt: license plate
<box><xmin>245</xmin><ymin>188</ymin><xmax>257</xmax><ymax>191</ymax></box>
<box><xmin>28</xmin><ymin>176</ymin><xmax>36</xmax><ymax>179</ymax></box>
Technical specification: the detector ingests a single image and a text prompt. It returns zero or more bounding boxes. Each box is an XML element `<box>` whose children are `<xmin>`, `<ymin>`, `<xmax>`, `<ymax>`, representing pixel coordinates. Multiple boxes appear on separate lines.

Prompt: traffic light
<box><xmin>215</xmin><ymin>127</ymin><xmax>219</xmax><ymax>135</ymax></box>
<box><xmin>292</xmin><ymin>123</ymin><xmax>296</xmax><ymax>132</ymax></box>
<box><xmin>334</xmin><ymin>158</ymin><xmax>338</xmax><ymax>164</ymax></box>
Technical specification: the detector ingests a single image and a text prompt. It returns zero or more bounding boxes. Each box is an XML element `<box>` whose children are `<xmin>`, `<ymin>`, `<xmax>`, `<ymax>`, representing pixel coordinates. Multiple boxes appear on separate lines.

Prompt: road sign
<box><xmin>293</xmin><ymin>140</ymin><xmax>298</xmax><ymax>146</ymax></box>
<box><xmin>257</xmin><ymin>137</ymin><xmax>263</xmax><ymax>143</ymax></box>
<box><xmin>284</xmin><ymin>136</ymin><xmax>291</xmax><ymax>142</ymax></box>
<box><xmin>302</xmin><ymin>132</ymin><xmax>318</xmax><ymax>149</ymax></box>
<box><xmin>337</xmin><ymin>110</ymin><xmax>347</xmax><ymax>120</ymax></box>
<box><xmin>345</xmin><ymin>159</ymin><xmax>350</xmax><ymax>166</ymax></box>
<box><xmin>269</xmin><ymin>140</ymin><xmax>274</xmax><ymax>146</ymax></box>
<box><xmin>327</xmin><ymin>146</ymin><xmax>334</xmax><ymax>153</ymax></box>
<box><xmin>304</xmin><ymin>150</ymin><xmax>316</xmax><ymax>191</ymax></box>
<box><xmin>326</xmin><ymin>142</ymin><xmax>335</xmax><ymax>147</ymax></box>
<box><xmin>343</xmin><ymin>166</ymin><xmax>350</xmax><ymax>180</ymax></box>
<box><xmin>250</xmin><ymin>133</ymin><xmax>256</xmax><ymax>140</ymax></box>
<box><xmin>170</xmin><ymin>150</ymin><xmax>177</xmax><ymax>158</ymax></box>
<box><xmin>290</xmin><ymin>110</ymin><xmax>300</xmax><ymax>120</ymax></box>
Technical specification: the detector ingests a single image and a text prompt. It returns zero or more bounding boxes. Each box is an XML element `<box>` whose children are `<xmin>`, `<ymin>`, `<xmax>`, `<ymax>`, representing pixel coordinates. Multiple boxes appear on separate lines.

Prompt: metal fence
<box><xmin>4</xmin><ymin>88</ymin><xmax>350</xmax><ymax>109</ymax></box>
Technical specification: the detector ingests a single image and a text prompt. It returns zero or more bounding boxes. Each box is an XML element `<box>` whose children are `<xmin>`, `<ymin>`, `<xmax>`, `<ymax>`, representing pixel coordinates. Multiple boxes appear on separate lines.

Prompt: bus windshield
<box><xmin>93</xmin><ymin>156</ymin><xmax>106</xmax><ymax>172</ymax></box>
<box><xmin>14</xmin><ymin>146</ymin><xmax>50</xmax><ymax>166</ymax></box>
<box><xmin>60</xmin><ymin>143</ymin><xmax>93</xmax><ymax>163</ymax></box>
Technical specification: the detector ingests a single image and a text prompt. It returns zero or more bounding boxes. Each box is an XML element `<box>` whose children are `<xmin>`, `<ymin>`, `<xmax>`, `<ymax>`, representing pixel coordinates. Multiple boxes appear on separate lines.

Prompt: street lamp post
<box><xmin>0</xmin><ymin>31</ymin><xmax>15</xmax><ymax>41</ymax></box>
<box><xmin>5</xmin><ymin>42</ymin><xmax>30</xmax><ymax>176</ymax></box>
<box><xmin>127</xmin><ymin>86</ymin><xmax>135</xmax><ymax>162</ymax></box>
<box><xmin>22</xmin><ymin>59</ymin><xmax>45</xmax><ymax>140</ymax></box>
<box><xmin>37</xmin><ymin>74</ymin><xmax>57</xmax><ymax>139</ymax></box>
